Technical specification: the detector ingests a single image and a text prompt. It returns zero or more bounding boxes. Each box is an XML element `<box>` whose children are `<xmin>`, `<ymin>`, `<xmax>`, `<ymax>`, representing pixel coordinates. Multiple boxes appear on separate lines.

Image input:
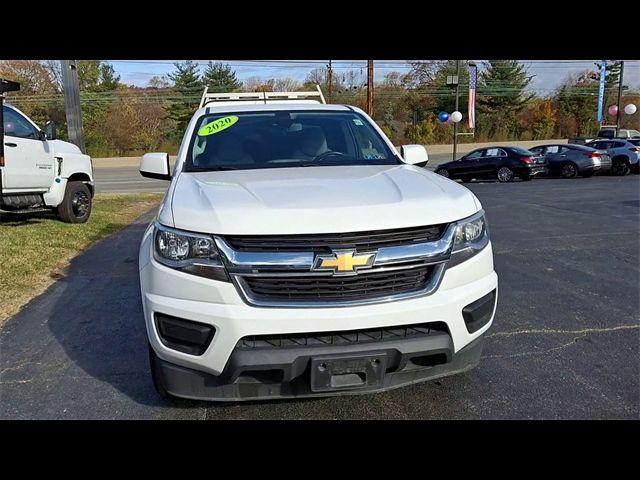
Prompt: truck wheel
<box><xmin>57</xmin><ymin>182</ymin><xmax>92</xmax><ymax>223</ymax></box>
<box><xmin>148</xmin><ymin>343</ymin><xmax>172</xmax><ymax>400</ymax></box>
<box><xmin>611</xmin><ymin>158</ymin><xmax>630</xmax><ymax>176</ymax></box>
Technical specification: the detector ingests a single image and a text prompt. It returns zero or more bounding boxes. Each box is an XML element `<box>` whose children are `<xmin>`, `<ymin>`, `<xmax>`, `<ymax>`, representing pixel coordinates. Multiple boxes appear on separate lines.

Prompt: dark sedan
<box><xmin>435</xmin><ymin>146</ymin><xmax>547</xmax><ymax>183</ymax></box>
<box><xmin>529</xmin><ymin>144</ymin><xmax>612</xmax><ymax>178</ymax></box>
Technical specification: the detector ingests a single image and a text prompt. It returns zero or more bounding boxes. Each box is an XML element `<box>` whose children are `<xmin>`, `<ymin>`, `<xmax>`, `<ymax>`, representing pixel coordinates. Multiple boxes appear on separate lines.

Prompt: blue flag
<box><xmin>597</xmin><ymin>61</ymin><xmax>607</xmax><ymax>123</ymax></box>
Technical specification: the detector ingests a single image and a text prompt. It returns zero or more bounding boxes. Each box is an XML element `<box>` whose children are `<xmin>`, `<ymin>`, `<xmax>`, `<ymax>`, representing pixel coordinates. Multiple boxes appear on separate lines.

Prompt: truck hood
<box><xmin>164</xmin><ymin>165</ymin><xmax>480</xmax><ymax>235</ymax></box>
<box><xmin>49</xmin><ymin>139</ymin><xmax>83</xmax><ymax>155</ymax></box>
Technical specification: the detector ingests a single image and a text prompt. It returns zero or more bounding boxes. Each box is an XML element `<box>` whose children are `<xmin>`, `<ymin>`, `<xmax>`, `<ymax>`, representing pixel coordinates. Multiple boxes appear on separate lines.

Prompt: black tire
<box><xmin>561</xmin><ymin>162</ymin><xmax>578</xmax><ymax>179</ymax></box>
<box><xmin>497</xmin><ymin>166</ymin><xmax>514</xmax><ymax>183</ymax></box>
<box><xmin>611</xmin><ymin>158</ymin><xmax>630</xmax><ymax>176</ymax></box>
<box><xmin>148</xmin><ymin>343</ymin><xmax>172</xmax><ymax>399</ymax></box>
<box><xmin>435</xmin><ymin>168</ymin><xmax>450</xmax><ymax>178</ymax></box>
<box><xmin>57</xmin><ymin>181</ymin><xmax>92</xmax><ymax>223</ymax></box>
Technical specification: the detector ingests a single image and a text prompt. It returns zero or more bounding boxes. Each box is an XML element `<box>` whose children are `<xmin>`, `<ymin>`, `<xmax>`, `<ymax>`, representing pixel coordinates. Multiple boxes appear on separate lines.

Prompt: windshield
<box><xmin>185</xmin><ymin>110</ymin><xmax>400</xmax><ymax>171</ymax></box>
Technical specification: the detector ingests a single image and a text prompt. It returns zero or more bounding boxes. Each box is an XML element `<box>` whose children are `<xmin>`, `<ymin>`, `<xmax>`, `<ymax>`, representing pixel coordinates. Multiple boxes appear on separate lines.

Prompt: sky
<box><xmin>108</xmin><ymin>60</ymin><xmax>640</xmax><ymax>94</ymax></box>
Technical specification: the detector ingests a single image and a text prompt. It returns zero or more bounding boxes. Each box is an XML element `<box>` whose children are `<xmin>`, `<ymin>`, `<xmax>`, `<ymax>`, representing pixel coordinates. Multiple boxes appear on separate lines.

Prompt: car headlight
<box><xmin>153</xmin><ymin>223</ymin><xmax>229</xmax><ymax>282</ymax></box>
<box><xmin>448</xmin><ymin>210</ymin><xmax>490</xmax><ymax>267</ymax></box>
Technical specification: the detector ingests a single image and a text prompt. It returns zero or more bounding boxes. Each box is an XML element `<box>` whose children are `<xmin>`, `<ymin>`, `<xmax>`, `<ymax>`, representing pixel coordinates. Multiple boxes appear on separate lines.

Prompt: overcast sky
<box><xmin>109</xmin><ymin>60</ymin><xmax>640</xmax><ymax>94</ymax></box>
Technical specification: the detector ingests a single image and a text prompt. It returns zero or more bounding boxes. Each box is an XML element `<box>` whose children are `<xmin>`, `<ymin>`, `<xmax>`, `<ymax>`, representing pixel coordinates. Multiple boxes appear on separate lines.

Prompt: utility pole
<box><xmin>367</xmin><ymin>60</ymin><xmax>374</xmax><ymax>117</ymax></box>
<box><xmin>327</xmin><ymin>60</ymin><xmax>333</xmax><ymax>104</ymax></box>
<box><xmin>61</xmin><ymin>60</ymin><xmax>86</xmax><ymax>154</ymax></box>
<box><xmin>615</xmin><ymin>60</ymin><xmax>625</xmax><ymax>136</ymax></box>
<box><xmin>453</xmin><ymin>59</ymin><xmax>461</xmax><ymax>161</ymax></box>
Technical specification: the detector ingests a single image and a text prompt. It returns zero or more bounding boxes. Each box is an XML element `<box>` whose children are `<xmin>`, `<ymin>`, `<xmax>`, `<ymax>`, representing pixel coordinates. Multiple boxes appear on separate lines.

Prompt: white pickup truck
<box><xmin>1</xmin><ymin>102</ymin><xmax>94</xmax><ymax>223</ymax></box>
<box><xmin>139</xmin><ymin>88</ymin><xmax>498</xmax><ymax>401</ymax></box>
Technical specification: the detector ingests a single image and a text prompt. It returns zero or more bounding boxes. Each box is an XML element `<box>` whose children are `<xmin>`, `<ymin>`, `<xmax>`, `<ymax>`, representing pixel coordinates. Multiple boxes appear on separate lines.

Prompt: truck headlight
<box><xmin>448</xmin><ymin>210</ymin><xmax>489</xmax><ymax>268</ymax></box>
<box><xmin>153</xmin><ymin>223</ymin><xmax>229</xmax><ymax>282</ymax></box>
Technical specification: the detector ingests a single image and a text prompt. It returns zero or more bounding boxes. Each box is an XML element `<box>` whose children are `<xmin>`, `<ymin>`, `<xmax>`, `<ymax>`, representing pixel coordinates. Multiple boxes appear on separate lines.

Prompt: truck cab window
<box><xmin>3</xmin><ymin>106</ymin><xmax>40</xmax><ymax>140</ymax></box>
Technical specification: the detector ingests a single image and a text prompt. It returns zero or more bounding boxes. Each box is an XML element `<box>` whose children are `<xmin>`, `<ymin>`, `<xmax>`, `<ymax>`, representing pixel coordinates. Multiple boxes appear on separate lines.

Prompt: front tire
<box><xmin>435</xmin><ymin>168</ymin><xmax>450</xmax><ymax>178</ymax></box>
<box><xmin>57</xmin><ymin>182</ymin><xmax>92</xmax><ymax>223</ymax></box>
<box><xmin>561</xmin><ymin>162</ymin><xmax>578</xmax><ymax>179</ymax></box>
<box><xmin>611</xmin><ymin>158</ymin><xmax>630</xmax><ymax>176</ymax></box>
<box><xmin>497</xmin><ymin>166</ymin><xmax>514</xmax><ymax>183</ymax></box>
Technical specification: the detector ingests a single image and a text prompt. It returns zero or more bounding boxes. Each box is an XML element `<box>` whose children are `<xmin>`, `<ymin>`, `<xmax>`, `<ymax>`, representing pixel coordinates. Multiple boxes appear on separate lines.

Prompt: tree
<box><xmin>0</xmin><ymin>60</ymin><xmax>62</xmax><ymax>129</ymax></box>
<box><xmin>478</xmin><ymin>60</ymin><xmax>534</xmax><ymax>138</ymax></box>
<box><xmin>201</xmin><ymin>61</ymin><xmax>242</xmax><ymax>92</ymax></box>
<box><xmin>555</xmin><ymin>71</ymin><xmax>599</xmax><ymax>137</ymax></box>
<box><xmin>97</xmin><ymin>62</ymin><xmax>121</xmax><ymax>91</ymax></box>
<box><xmin>148</xmin><ymin>76</ymin><xmax>170</xmax><ymax>89</ymax></box>
<box><xmin>272</xmin><ymin>78</ymin><xmax>301</xmax><ymax>92</ymax></box>
<box><xmin>166</xmin><ymin>61</ymin><xmax>203</xmax><ymax>134</ymax></box>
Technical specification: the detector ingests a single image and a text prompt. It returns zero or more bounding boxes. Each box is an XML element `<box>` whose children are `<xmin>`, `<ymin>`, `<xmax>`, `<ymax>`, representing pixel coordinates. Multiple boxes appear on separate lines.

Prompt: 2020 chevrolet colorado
<box><xmin>138</xmin><ymin>89</ymin><xmax>498</xmax><ymax>401</ymax></box>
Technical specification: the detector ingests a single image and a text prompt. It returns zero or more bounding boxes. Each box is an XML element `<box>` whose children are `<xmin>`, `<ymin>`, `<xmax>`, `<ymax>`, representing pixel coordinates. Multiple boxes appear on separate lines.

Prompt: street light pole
<box><xmin>453</xmin><ymin>59</ymin><xmax>461</xmax><ymax>161</ymax></box>
<box><xmin>327</xmin><ymin>60</ymin><xmax>332</xmax><ymax>104</ymax></box>
<box><xmin>615</xmin><ymin>60</ymin><xmax>625</xmax><ymax>136</ymax></box>
<box><xmin>367</xmin><ymin>60</ymin><xmax>374</xmax><ymax>117</ymax></box>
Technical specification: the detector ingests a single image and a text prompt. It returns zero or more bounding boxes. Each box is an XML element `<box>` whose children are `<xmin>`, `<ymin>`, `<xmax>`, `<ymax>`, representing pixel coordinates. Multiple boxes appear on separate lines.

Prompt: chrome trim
<box><xmin>215</xmin><ymin>237</ymin><xmax>314</xmax><ymax>272</ymax></box>
<box><xmin>374</xmin><ymin>223</ymin><xmax>456</xmax><ymax>266</ymax></box>
<box><xmin>236</xmin><ymin>261</ymin><xmax>435</xmax><ymax>277</ymax></box>
<box><xmin>215</xmin><ymin>223</ymin><xmax>457</xmax><ymax>274</ymax></box>
<box><xmin>233</xmin><ymin>263</ymin><xmax>447</xmax><ymax>309</ymax></box>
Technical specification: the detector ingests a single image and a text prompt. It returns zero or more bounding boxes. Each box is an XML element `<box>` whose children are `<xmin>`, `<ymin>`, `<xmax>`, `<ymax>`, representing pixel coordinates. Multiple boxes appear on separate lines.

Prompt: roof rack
<box><xmin>198</xmin><ymin>85</ymin><xmax>326</xmax><ymax>109</ymax></box>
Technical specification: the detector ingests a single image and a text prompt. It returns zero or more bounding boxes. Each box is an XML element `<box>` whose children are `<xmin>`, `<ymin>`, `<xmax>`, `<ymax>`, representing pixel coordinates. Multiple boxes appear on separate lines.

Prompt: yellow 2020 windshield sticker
<box><xmin>198</xmin><ymin>116</ymin><xmax>239</xmax><ymax>136</ymax></box>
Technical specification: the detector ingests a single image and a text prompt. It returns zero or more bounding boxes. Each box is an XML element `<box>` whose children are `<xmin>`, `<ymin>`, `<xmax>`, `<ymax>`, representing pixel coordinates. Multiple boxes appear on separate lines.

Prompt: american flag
<box><xmin>468</xmin><ymin>64</ymin><xmax>477</xmax><ymax>129</ymax></box>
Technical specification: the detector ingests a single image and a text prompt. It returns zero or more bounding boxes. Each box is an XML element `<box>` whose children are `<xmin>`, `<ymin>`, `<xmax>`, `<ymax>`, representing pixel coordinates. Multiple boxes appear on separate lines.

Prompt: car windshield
<box><xmin>185</xmin><ymin>110</ymin><xmax>400</xmax><ymax>171</ymax></box>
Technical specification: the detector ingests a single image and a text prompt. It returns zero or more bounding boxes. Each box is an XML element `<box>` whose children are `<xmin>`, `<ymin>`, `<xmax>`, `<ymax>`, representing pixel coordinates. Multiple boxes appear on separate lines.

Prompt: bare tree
<box><xmin>273</xmin><ymin>78</ymin><xmax>301</xmax><ymax>92</ymax></box>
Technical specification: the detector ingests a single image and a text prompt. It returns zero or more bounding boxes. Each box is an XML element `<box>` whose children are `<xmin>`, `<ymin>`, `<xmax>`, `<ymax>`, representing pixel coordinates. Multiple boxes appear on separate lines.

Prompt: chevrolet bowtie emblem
<box><xmin>313</xmin><ymin>250</ymin><xmax>376</xmax><ymax>275</ymax></box>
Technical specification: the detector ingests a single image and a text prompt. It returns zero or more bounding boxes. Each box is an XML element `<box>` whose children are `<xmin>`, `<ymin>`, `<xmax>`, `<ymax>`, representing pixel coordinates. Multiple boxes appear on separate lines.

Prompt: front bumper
<box><xmin>152</xmin><ymin>332</ymin><xmax>486</xmax><ymax>401</ymax></box>
<box><xmin>140</xmin><ymin>225</ymin><xmax>498</xmax><ymax>399</ymax></box>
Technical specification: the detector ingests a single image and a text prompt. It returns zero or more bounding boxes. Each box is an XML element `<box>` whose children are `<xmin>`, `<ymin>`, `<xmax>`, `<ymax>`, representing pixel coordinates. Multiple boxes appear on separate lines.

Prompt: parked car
<box><xmin>138</xmin><ymin>88</ymin><xmax>498</xmax><ymax>401</ymax></box>
<box><xmin>528</xmin><ymin>144</ymin><xmax>612</xmax><ymax>178</ymax></box>
<box><xmin>1</xmin><ymin>101</ymin><xmax>94</xmax><ymax>223</ymax></box>
<box><xmin>569</xmin><ymin>128</ymin><xmax>640</xmax><ymax>145</ymax></box>
<box><xmin>585</xmin><ymin>139</ymin><xmax>640</xmax><ymax>175</ymax></box>
<box><xmin>434</xmin><ymin>146</ymin><xmax>547</xmax><ymax>183</ymax></box>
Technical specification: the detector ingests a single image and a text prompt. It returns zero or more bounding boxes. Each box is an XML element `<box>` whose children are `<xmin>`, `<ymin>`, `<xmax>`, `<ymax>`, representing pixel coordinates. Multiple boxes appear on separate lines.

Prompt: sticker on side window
<box><xmin>198</xmin><ymin>116</ymin><xmax>239</xmax><ymax>136</ymax></box>
<box><xmin>353</xmin><ymin>119</ymin><xmax>364</xmax><ymax>126</ymax></box>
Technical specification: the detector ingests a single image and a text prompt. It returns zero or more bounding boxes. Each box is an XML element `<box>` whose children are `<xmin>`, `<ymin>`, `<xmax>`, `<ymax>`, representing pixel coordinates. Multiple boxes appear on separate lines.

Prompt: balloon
<box><xmin>608</xmin><ymin>105</ymin><xmax>618</xmax><ymax>116</ymax></box>
<box><xmin>624</xmin><ymin>103</ymin><xmax>637</xmax><ymax>115</ymax></box>
<box><xmin>450</xmin><ymin>111</ymin><xmax>463</xmax><ymax>123</ymax></box>
<box><xmin>438</xmin><ymin>111</ymin><xmax>449</xmax><ymax>122</ymax></box>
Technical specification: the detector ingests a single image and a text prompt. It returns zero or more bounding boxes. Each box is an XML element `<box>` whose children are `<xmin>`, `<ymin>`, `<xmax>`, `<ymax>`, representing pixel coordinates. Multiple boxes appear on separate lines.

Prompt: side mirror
<box><xmin>400</xmin><ymin>144</ymin><xmax>429</xmax><ymax>167</ymax></box>
<box><xmin>140</xmin><ymin>153</ymin><xmax>171</xmax><ymax>181</ymax></box>
<box><xmin>44</xmin><ymin>121</ymin><xmax>57</xmax><ymax>140</ymax></box>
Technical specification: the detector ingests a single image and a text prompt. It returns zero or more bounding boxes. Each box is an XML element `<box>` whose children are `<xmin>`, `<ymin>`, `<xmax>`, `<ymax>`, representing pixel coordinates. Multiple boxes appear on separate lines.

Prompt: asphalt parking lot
<box><xmin>1</xmin><ymin>175</ymin><xmax>638</xmax><ymax>419</ymax></box>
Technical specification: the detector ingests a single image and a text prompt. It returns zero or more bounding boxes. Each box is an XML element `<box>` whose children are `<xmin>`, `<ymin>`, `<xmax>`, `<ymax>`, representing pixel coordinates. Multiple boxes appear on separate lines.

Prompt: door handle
<box><xmin>4</xmin><ymin>142</ymin><xmax>17</xmax><ymax>147</ymax></box>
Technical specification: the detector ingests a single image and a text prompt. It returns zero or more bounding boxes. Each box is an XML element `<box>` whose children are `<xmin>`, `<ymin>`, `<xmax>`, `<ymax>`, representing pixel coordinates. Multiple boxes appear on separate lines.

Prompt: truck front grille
<box><xmin>224</xmin><ymin>224</ymin><xmax>446</xmax><ymax>252</ymax></box>
<box><xmin>240</xmin><ymin>264</ymin><xmax>436</xmax><ymax>303</ymax></box>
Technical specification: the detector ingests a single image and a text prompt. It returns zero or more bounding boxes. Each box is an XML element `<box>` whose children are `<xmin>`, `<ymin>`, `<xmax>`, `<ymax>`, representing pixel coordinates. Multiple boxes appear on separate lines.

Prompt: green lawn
<box><xmin>0</xmin><ymin>193</ymin><xmax>163</xmax><ymax>325</ymax></box>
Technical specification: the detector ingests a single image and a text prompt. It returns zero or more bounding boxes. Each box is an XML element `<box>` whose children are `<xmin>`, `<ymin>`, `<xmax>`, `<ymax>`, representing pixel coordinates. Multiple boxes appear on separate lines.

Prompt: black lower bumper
<box><xmin>153</xmin><ymin>333</ymin><xmax>486</xmax><ymax>402</ymax></box>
